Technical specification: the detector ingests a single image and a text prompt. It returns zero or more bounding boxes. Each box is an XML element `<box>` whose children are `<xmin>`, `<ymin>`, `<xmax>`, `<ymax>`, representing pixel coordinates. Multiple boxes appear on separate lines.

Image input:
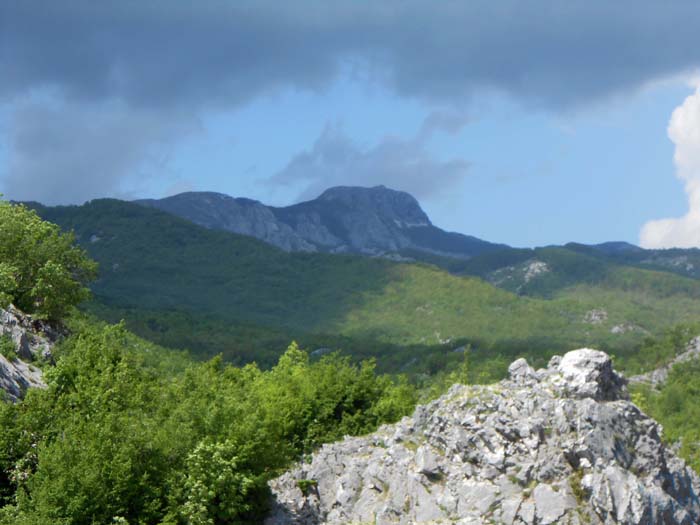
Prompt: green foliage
<box><xmin>569</xmin><ymin>469</ymin><xmax>587</xmax><ymax>505</ymax></box>
<box><xmin>0</xmin><ymin>264</ymin><xmax>15</xmax><ymax>309</ymax></box>
<box><xmin>0</xmin><ymin>200</ymin><xmax>97</xmax><ymax>320</ymax></box>
<box><xmin>296</xmin><ymin>479</ymin><xmax>318</xmax><ymax>496</ymax></box>
<box><xmin>178</xmin><ymin>440</ymin><xmax>260</xmax><ymax>525</ymax></box>
<box><xmin>0</xmin><ymin>323</ymin><xmax>416</xmax><ymax>523</ymax></box>
<box><xmin>614</xmin><ymin>323</ymin><xmax>700</xmax><ymax>375</ymax></box>
<box><xmin>641</xmin><ymin>358</ymin><xmax>700</xmax><ymax>474</ymax></box>
<box><xmin>418</xmin><ymin>346</ymin><xmax>470</xmax><ymax>401</ymax></box>
<box><xmin>0</xmin><ymin>337</ymin><xmax>15</xmax><ymax>362</ymax></box>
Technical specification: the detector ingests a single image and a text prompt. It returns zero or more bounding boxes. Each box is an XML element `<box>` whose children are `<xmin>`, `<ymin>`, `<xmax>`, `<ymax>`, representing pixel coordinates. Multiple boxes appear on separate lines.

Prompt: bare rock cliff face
<box><xmin>137</xmin><ymin>186</ymin><xmax>504</xmax><ymax>258</ymax></box>
<box><xmin>266</xmin><ymin>349</ymin><xmax>700</xmax><ymax>525</ymax></box>
<box><xmin>0</xmin><ymin>306</ymin><xmax>59</xmax><ymax>402</ymax></box>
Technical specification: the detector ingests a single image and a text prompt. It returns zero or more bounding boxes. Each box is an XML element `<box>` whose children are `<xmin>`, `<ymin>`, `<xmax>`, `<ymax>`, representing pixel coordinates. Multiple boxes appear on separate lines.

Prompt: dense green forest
<box><xmin>0</xmin><ymin>321</ymin><xmax>419</xmax><ymax>524</ymax></box>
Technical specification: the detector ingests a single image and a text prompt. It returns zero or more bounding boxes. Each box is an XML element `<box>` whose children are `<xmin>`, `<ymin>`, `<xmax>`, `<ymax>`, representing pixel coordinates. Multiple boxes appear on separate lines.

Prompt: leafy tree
<box><xmin>0</xmin><ymin>199</ymin><xmax>97</xmax><ymax>319</ymax></box>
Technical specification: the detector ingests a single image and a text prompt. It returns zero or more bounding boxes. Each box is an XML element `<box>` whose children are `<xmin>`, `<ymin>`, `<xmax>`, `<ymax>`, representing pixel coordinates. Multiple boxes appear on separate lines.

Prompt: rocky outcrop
<box><xmin>266</xmin><ymin>349</ymin><xmax>700</xmax><ymax>524</ymax></box>
<box><xmin>137</xmin><ymin>186</ymin><xmax>505</xmax><ymax>259</ymax></box>
<box><xmin>629</xmin><ymin>336</ymin><xmax>700</xmax><ymax>388</ymax></box>
<box><xmin>136</xmin><ymin>192</ymin><xmax>317</xmax><ymax>252</ymax></box>
<box><xmin>0</xmin><ymin>305</ymin><xmax>60</xmax><ymax>402</ymax></box>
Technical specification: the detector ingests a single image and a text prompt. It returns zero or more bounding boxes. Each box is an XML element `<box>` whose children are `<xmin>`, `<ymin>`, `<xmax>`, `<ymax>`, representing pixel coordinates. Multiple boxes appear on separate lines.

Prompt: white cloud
<box><xmin>640</xmin><ymin>83</ymin><xmax>700</xmax><ymax>248</ymax></box>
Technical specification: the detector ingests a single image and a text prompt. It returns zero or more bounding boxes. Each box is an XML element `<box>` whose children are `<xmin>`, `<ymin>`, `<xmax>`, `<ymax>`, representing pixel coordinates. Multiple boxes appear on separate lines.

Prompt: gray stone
<box><xmin>266</xmin><ymin>349</ymin><xmax>700</xmax><ymax>525</ymax></box>
<box><xmin>0</xmin><ymin>305</ymin><xmax>60</xmax><ymax>401</ymax></box>
<box><xmin>533</xmin><ymin>483</ymin><xmax>575</xmax><ymax>524</ymax></box>
<box><xmin>555</xmin><ymin>348</ymin><xmax>627</xmax><ymax>401</ymax></box>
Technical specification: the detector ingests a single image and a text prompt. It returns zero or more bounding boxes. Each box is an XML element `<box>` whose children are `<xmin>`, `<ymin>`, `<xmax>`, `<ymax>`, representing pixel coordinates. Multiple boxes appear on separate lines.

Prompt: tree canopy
<box><xmin>0</xmin><ymin>199</ymin><xmax>97</xmax><ymax>320</ymax></box>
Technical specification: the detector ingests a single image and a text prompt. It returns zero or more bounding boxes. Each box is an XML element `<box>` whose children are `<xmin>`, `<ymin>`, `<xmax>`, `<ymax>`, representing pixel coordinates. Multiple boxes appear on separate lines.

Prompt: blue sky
<box><xmin>2</xmin><ymin>2</ymin><xmax>700</xmax><ymax>248</ymax></box>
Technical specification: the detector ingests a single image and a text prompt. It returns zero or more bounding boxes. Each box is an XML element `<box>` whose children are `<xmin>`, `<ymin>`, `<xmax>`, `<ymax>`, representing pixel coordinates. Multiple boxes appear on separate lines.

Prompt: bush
<box><xmin>0</xmin><ymin>336</ymin><xmax>16</xmax><ymax>361</ymax></box>
<box><xmin>0</xmin><ymin>200</ymin><xmax>97</xmax><ymax>320</ymax></box>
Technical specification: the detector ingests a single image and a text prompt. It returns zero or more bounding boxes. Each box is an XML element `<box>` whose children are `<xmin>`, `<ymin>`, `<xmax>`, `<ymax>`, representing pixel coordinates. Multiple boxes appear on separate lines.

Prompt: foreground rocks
<box><xmin>0</xmin><ymin>305</ymin><xmax>60</xmax><ymax>402</ymax></box>
<box><xmin>266</xmin><ymin>349</ymin><xmax>700</xmax><ymax>524</ymax></box>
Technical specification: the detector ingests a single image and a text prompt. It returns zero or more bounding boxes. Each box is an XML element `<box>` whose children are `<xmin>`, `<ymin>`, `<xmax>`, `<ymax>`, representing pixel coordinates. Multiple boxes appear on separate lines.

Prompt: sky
<box><xmin>2</xmin><ymin>2</ymin><xmax>700</xmax><ymax>248</ymax></box>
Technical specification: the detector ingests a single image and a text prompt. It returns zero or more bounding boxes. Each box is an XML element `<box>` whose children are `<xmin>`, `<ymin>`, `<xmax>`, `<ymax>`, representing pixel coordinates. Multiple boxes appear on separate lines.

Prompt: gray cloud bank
<box><xmin>3</xmin><ymin>1</ymin><xmax>700</xmax><ymax>109</ymax></box>
<box><xmin>2</xmin><ymin>1</ymin><xmax>700</xmax><ymax>203</ymax></box>
<box><xmin>3</xmin><ymin>102</ymin><xmax>197</xmax><ymax>204</ymax></box>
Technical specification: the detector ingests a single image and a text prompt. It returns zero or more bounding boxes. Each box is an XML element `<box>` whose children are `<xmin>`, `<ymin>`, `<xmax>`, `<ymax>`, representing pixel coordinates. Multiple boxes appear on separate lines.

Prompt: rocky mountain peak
<box><xmin>316</xmin><ymin>185</ymin><xmax>431</xmax><ymax>228</ymax></box>
<box><xmin>267</xmin><ymin>349</ymin><xmax>700</xmax><ymax>524</ymax></box>
<box><xmin>137</xmin><ymin>185</ymin><xmax>503</xmax><ymax>258</ymax></box>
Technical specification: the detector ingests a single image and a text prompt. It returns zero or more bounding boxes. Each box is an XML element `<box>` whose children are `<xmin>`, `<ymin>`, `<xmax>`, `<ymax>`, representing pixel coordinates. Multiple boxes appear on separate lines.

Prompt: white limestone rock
<box><xmin>266</xmin><ymin>349</ymin><xmax>700</xmax><ymax>525</ymax></box>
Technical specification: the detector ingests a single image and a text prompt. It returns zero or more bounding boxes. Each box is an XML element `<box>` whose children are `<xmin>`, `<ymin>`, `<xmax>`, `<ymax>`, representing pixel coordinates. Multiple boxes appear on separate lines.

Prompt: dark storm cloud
<box><xmin>270</xmin><ymin>114</ymin><xmax>470</xmax><ymax>201</ymax></box>
<box><xmin>2</xmin><ymin>101</ymin><xmax>197</xmax><ymax>204</ymax></box>
<box><xmin>3</xmin><ymin>1</ymin><xmax>700</xmax><ymax>109</ymax></box>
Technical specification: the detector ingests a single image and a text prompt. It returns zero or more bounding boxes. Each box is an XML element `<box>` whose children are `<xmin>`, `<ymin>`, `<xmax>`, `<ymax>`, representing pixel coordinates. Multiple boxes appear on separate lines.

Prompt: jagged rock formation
<box><xmin>137</xmin><ymin>186</ymin><xmax>505</xmax><ymax>258</ymax></box>
<box><xmin>0</xmin><ymin>306</ymin><xmax>59</xmax><ymax>402</ymax></box>
<box><xmin>266</xmin><ymin>349</ymin><xmax>700</xmax><ymax>524</ymax></box>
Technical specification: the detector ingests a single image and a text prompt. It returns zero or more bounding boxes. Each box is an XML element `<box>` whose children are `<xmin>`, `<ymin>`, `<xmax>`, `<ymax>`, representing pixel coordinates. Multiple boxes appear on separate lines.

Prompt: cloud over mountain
<box><xmin>270</xmin><ymin>113</ymin><xmax>470</xmax><ymax>201</ymax></box>
<box><xmin>3</xmin><ymin>1</ymin><xmax>700</xmax><ymax>206</ymax></box>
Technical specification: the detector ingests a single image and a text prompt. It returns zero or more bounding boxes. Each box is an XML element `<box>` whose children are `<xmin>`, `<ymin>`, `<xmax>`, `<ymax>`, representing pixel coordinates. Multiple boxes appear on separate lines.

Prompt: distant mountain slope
<box><xmin>137</xmin><ymin>185</ymin><xmax>505</xmax><ymax>258</ymax></box>
<box><xmin>29</xmin><ymin>199</ymin><xmax>700</xmax><ymax>376</ymax></box>
<box><xmin>565</xmin><ymin>242</ymin><xmax>700</xmax><ymax>280</ymax></box>
<box><xmin>444</xmin><ymin>241</ymin><xmax>700</xmax><ymax>299</ymax></box>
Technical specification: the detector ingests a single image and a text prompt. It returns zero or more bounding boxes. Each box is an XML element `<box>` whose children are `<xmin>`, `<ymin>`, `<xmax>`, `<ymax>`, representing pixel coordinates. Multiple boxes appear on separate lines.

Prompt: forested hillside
<box><xmin>30</xmin><ymin>199</ymin><xmax>700</xmax><ymax>380</ymax></box>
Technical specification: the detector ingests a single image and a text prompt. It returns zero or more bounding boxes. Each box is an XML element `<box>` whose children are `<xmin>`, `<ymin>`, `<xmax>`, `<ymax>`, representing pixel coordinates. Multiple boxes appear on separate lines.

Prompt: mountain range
<box><xmin>136</xmin><ymin>185</ymin><xmax>700</xmax><ymax>284</ymax></box>
<box><xmin>26</xmin><ymin>186</ymin><xmax>700</xmax><ymax>380</ymax></box>
<box><xmin>136</xmin><ymin>185</ymin><xmax>505</xmax><ymax>260</ymax></box>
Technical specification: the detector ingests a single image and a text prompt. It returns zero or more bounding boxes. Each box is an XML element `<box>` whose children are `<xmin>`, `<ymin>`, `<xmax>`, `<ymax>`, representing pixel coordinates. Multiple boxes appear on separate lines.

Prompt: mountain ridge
<box><xmin>136</xmin><ymin>185</ymin><xmax>507</xmax><ymax>259</ymax></box>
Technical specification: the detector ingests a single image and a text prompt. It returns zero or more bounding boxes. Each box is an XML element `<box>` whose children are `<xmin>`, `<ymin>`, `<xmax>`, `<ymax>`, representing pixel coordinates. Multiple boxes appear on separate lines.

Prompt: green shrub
<box><xmin>0</xmin><ymin>336</ymin><xmax>16</xmax><ymax>361</ymax></box>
